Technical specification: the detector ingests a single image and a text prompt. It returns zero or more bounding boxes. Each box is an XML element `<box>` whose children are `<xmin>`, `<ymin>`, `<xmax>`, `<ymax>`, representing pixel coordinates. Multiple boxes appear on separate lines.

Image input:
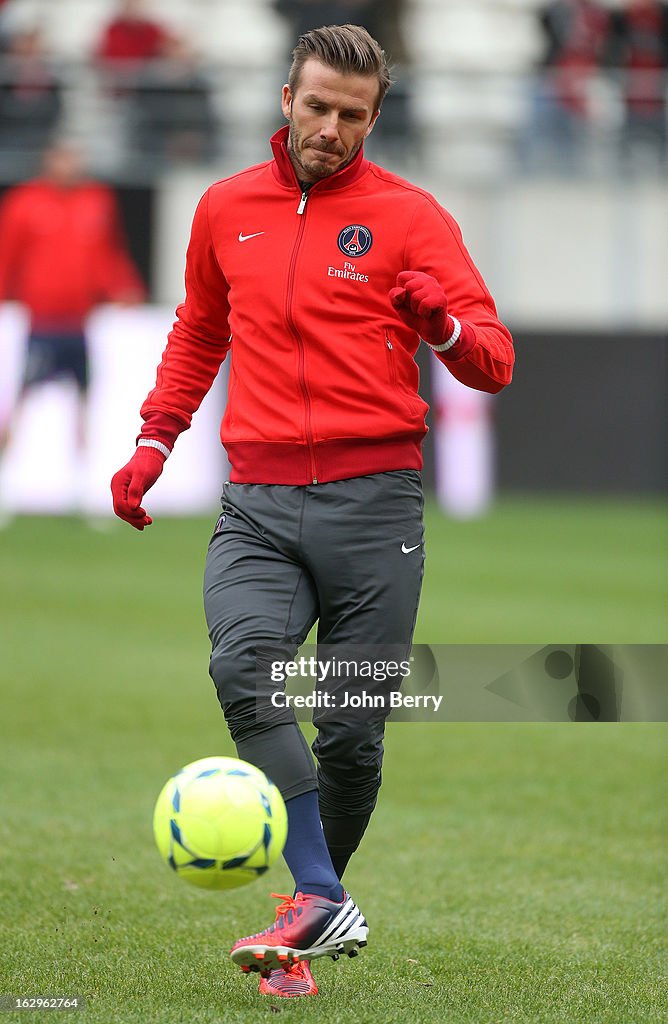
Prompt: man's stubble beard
<box><xmin>287</xmin><ymin>119</ymin><xmax>364</xmax><ymax>183</ymax></box>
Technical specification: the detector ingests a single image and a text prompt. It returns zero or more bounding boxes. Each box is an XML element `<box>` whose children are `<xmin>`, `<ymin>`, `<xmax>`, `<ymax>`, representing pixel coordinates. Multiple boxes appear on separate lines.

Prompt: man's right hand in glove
<box><xmin>111</xmin><ymin>443</ymin><xmax>167</xmax><ymax>530</ymax></box>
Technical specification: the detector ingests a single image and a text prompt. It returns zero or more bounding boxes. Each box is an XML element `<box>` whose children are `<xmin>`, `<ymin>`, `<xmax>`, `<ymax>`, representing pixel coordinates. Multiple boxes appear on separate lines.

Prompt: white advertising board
<box><xmin>0</xmin><ymin>304</ymin><xmax>229</xmax><ymax>517</ymax></box>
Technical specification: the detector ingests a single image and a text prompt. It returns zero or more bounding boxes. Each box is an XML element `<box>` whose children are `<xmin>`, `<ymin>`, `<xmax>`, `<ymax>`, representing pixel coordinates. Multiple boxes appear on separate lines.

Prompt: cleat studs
<box><xmin>358</xmin><ymin>940</ymin><xmax>367</xmax><ymax>948</ymax></box>
<box><xmin>331</xmin><ymin>954</ymin><xmax>340</xmax><ymax>961</ymax></box>
<box><xmin>348</xmin><ymin>948</ymin><xmax>359</xmax><ymax>958</ymax></box>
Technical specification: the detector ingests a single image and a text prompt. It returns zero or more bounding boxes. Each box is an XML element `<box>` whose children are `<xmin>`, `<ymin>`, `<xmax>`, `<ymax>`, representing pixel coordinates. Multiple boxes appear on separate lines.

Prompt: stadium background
<box><xmin>0</xmin><ymin>2</ymin><xmax>666</xmax><ymax>1023</ymax></box>
<box><xmin>0</xmin><ymin>0</ymin><xmax>666</xmax><ymax>512</ymax></box>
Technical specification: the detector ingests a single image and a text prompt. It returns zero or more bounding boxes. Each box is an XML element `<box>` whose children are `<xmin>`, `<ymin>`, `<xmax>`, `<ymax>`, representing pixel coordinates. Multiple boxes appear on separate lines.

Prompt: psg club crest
<box><xmin>337</xmin><ymin>224</ymin><xmax>373</xmax><ymax>258</ymax></box>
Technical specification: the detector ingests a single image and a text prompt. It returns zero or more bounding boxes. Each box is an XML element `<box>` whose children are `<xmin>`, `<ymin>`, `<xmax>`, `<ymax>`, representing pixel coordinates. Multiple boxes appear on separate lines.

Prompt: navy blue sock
<box><xmin>282</xmin><ymin>791</ymin><xmax>344</xmax><ymax>902</ymax></box>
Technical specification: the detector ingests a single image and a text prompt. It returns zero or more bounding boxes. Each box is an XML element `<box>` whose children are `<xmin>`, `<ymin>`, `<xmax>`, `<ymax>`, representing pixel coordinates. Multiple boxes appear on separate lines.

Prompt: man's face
<box><xmin>281</xmin><ymin>59</ymin><xmax>380</xmax><ymax>184</ymax></box>
<box><xmin>42</xmin><ymin>143</ymin><xmax>85</xmax><ymax>186</ymax></box>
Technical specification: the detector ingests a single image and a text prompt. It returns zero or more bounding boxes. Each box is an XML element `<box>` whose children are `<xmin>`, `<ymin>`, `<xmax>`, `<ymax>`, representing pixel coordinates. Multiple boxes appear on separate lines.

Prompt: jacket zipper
<box><xmin>286</xmin><ymin>189</ymin><xmax>318</xmax><ymax>483</ymax></box>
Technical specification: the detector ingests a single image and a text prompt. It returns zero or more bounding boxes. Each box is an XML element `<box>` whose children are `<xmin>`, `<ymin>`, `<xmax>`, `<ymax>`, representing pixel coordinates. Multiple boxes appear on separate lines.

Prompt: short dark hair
<box><xmin>288</xmin><ymin>24</ymin><xmax>392</xmax><ymax>112</ymax></box>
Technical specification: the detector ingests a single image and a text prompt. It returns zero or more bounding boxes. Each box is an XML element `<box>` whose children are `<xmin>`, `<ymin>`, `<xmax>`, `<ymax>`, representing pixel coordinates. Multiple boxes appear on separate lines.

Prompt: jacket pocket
<box><xmin>384</xmin><ymin>333</ymin><xmax>398</xmax><ymax>385</ymax></box>
<box><xmin>383</xmin><ymin>329</ymin><xmax>427</xmax><ymax>424</ymax></box>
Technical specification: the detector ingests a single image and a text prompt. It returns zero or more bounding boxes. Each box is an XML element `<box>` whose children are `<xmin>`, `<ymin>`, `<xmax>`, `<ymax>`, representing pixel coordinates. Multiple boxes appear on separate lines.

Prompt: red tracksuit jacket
<box><xmin>141</xmin><ymin>126</ymin><xmax>514</xmax><ymax>485</ymax></box>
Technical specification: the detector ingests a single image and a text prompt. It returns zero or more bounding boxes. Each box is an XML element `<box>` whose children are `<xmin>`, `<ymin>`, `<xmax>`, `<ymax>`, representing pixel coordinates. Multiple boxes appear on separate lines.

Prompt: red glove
<box><xmin>110</xmin><ymin>445</ymin><xmax>166</xmax><ymax>530</ymax></box>
<box><xmin>389</xmin><ymin>271</ymin><xmax>452</xmax><ymax>348</ymax></box>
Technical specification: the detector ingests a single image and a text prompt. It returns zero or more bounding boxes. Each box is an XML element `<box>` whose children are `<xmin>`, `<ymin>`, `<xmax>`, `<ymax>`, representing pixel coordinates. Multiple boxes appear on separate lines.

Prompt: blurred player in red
<box><xmin>0</xmin><ymin>140</ymin><xmax>144</xmax><ymax>471</ymax></box>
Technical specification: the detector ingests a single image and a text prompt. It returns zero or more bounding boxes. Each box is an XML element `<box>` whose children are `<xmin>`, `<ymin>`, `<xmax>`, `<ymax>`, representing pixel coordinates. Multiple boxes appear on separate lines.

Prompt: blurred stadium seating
<box><xmin>0</xmin><ymin>0</ymin><xmax>665</xmax><ymax>182</ymax></box>
<box><xmin>1</xmin><ymin>1</ymin><xmax>661</xmax><ymax>321</ymax></box>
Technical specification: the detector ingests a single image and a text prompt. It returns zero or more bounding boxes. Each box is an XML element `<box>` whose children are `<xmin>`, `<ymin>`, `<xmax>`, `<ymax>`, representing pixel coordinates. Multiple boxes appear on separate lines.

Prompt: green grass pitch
<box><xmin>0</xmin><ymin>497</ymin><xmax>666</xmax><ymax>1023</ymax></box>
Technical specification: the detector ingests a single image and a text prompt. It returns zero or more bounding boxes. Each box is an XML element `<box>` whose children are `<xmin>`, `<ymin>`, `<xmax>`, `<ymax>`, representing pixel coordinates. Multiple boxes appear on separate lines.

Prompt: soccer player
<box><xmin>111</xmin><ymin>25</ymin><xmax>514</xmax><ymax>998</ymax></box>
<box><xmin>0</xmin><ymin>140</ymin><xmax>144</xmax><ymax>493</ymax></box>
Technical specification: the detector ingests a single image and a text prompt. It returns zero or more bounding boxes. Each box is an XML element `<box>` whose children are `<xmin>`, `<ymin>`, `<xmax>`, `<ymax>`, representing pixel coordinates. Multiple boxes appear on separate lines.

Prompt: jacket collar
<box><xmin>270</xmin><ymin>125</ymin><xmax>369</xmax><ymax>192</ymax></box>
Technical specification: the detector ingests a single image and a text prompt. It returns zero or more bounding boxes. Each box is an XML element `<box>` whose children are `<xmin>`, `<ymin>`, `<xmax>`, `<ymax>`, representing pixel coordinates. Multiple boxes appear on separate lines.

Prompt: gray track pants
<box><xmin>203</xmin><ymin>470</ymin><xmax>424</xmax><ymax>819</ymax></box>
